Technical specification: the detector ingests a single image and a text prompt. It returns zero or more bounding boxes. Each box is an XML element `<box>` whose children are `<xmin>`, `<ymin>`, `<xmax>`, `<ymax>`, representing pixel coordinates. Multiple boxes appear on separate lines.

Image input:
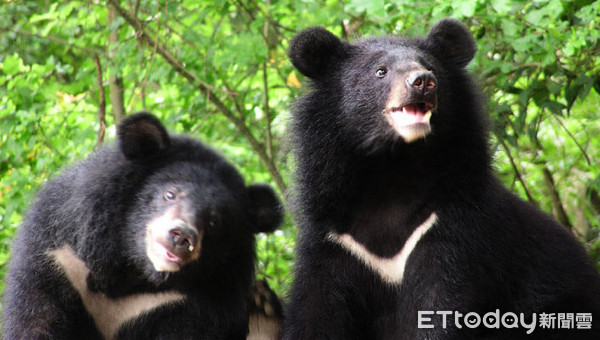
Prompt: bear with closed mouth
<box><xmin>3</xmin><ymin>112</ymin><xmax>283</xmax><ymax>339</ymax></box>
<box><xmin>284</xmin><ymin>19</ymin><xmax>600</xmax><ymax>339</ymax></box>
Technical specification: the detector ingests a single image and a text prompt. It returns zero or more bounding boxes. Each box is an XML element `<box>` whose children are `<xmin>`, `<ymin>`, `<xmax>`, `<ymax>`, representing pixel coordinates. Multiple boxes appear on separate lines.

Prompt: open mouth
<box><xmin>148</xmin><ymin>241</ymin><xmax>184</xmax><ymax>272</ymax></box>
<box><xmin>161</xmin><ymin>243</ymin><xmax>184</xmax><ymax>263</ymax></box>
<box><xmin>145</xmin><ymin>224</ymin><xmax>202</xmax><ymax>272</ymax></box>
<box><xmin>385</xmin><ymin>102</ymin><xmax>435</xmax><ymax>143</ymax></box>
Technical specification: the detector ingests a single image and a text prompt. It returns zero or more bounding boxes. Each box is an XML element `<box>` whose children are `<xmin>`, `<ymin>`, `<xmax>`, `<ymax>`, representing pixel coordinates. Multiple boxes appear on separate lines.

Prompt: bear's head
<box><xmin>116</xmin><ymin>113</ymin><xmax>283</xmax><ymax>281</ymax></box>
<box><xmin>288</xmin><ymin>19</ymin><xmax>481</xmax><ymax>152</ymax></box>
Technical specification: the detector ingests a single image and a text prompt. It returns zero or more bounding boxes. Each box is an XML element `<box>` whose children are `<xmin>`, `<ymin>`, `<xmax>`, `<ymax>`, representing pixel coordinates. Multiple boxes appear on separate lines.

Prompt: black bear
<box><xmin>284</xmin><ymin>19</ymin><xmax>600</xmax><ymax>339</ymax></box>
<box><xmin>3</xmin><ymin>113</ymin><xmax>283</xmax><ymax>339</ymax></box>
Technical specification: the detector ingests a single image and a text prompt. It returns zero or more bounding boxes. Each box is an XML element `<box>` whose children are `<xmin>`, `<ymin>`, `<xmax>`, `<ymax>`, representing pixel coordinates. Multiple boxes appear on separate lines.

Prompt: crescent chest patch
<box><xmin>327</xmin><ymin>212</ymin><xmax>437</xmax><ymax>285</ymax></box>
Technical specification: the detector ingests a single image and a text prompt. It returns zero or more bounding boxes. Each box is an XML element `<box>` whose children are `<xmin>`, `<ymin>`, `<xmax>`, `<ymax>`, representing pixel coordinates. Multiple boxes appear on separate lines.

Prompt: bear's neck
<box><xmin>295</xmin><ymin>133</ymin><xmax>491</xmax><ymax>257</ymax></box>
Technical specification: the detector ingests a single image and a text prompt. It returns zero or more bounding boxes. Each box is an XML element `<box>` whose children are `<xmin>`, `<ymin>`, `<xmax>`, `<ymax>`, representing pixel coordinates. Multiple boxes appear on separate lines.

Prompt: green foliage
<box><xmin>1</xmin><ymin>0</ymin><xmax>599</xmax><ymax>311</ymax></box>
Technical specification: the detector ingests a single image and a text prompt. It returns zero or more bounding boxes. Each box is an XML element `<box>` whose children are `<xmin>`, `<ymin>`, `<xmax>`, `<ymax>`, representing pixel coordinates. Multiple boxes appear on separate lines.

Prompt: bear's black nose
<box><xmin>169</xmin><ymin>225</ymin><xmax>198</xmax><ymax>252</ymax></box>
<box><xmin>406</xmin><ymin>70</ymin><xmax>437</xmax><ymax>95</ymax></box>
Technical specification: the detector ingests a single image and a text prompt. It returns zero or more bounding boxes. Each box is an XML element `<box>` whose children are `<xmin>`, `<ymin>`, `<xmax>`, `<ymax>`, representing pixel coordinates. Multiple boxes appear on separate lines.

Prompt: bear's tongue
<box><xmin>389</xmin><ymin>104</ymin><xmax>432</xmax><ymax>127</ymax></box>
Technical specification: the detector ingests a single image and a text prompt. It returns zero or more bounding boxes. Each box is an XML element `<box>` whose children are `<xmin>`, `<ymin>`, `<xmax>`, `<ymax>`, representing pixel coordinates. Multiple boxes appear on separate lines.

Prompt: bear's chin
<box><xmin>385</xmin><ymin>113</ymin><xmax>432</xmax><ymax>143</ymax></box>
<box><xmin>395</xmin><ymin>123</ymin><xmax>431</xmax><ymax>143</ymax></box>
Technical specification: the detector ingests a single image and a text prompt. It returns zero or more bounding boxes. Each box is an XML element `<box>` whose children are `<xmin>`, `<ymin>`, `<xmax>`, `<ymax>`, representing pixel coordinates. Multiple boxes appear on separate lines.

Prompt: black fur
<box><xmin>3</xmin><ymin>112</ymin><xmax>283</xmax><ymax>339</ymax></box>
<box><xmin>284</xmin><ymin>19</ymin><xmax>600</xmax><ymax>339</ymax></box>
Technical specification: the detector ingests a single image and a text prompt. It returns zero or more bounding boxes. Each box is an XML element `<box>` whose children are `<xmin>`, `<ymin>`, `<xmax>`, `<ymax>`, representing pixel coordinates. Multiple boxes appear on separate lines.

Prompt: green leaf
<box><xmin>501</xmin><ymin>19</ymin><xmax>519</xmax><ymax>38</ymax></box>
<box><xmin>511</xmin><ymin>36</ymin><xmax>532</xmax><ymax>52</ymax></box>
<box><xmin>491</xmin><ymin>0</ymin><xmax>512</xmax><ymax>15</ymax></box>
<box><xmin>347</xmin><ymin>0</ymin><xmax>386</xmax><ymax>17</ymax></box>
<box><xmin>525</xmin><ymin>0</ymin><xmax>563</xmax><ymax>26</ymax></box>
<box><xmin>1</xmin><ymin>54</ymin><xmax>24</xmax><ymax>76</ymax></box>
<box><xmin>28</xmin><ymin>3</ymin><xmax>59</xmax><ymax>23</ymax></box>
<box><xmin>453</xmin><ymin>0</ymin><xmax>477</xmax><ymax>17</ymax></box>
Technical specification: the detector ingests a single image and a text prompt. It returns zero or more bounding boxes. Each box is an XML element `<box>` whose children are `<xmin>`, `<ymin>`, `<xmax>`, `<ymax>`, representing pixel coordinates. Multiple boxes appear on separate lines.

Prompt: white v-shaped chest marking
<box><xmin>328</xmin><ymin>212</ymin><xmax>437</xmax><ymax>285</ymax></box>
<box><xmin>50</xmin><ymin>246</ymin><xmax>185</xmax><ymax>340</ymax></box>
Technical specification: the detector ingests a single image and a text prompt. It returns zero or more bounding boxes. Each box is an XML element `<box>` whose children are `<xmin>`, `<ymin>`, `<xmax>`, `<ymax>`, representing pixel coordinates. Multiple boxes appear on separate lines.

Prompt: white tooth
<box><xmin>424</xmin><ymin>111</ymin><xmax>432</xmax><ymax>122</ymax></box>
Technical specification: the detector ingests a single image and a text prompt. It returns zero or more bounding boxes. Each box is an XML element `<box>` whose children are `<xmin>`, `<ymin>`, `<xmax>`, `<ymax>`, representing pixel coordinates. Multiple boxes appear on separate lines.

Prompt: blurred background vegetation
<box><xmin>1</xmin><ymin>0</ymin><xmax>599</xmax><ymax>309</ymax></box>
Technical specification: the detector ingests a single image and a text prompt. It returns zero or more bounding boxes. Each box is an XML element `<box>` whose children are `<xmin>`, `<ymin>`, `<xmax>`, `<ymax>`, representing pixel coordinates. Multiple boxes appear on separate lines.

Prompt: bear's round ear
<box><xmin>247</xmin><ymin>183</ymin><xmax>283</xmax><ymax>234</ymax></box>
<box><xmin>117</xmin><ymin>112</ymin><xmax>172</xmax><ymax>161</ymax></box>
<box><xmin>288</xmin><ymin>27</ymin><xmax>348</xmax><ymax>79</ymax></box>
<box><xmin>426</xmin><ymin>19</ymin><xmax>476</xmax><ymax>68</ymax></box>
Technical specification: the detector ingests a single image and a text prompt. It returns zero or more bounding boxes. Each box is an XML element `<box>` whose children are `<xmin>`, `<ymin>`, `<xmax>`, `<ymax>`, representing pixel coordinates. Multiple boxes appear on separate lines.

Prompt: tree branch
<box><xmin>108</xmin><ymin>2</ymin><xmax>126</xmax><ymax>123</ymax></box>
<box><xmin>551</xmin><ymin>114</ymin><xmax>592</xmax><ymax>166</ymax></box>
<box><xmin>262</xmin><ymin>1</ymin><xmax>274</xmax><ymax>159</ymax></box>
<box><xmin>4</xmin><ymin>28</ymin><xmax>104</xmax><ymax>56</ymax></box>
<box><xmin>529</xmin><ymin>131</ymin><xmax>573</xmax><ymax>230</ymax></box>
<box><xmin>94</xmin><ymin>56</ymin><xmax>107</xmax><ymax>146</ymax></box>
<box><xmin>496</xmin><ymin>133</ymin><xmax>537</xmax><ymax>204</ymax></box>
<box><xmin>262</xmin><ymin>61</ymin><xmax>274</xmax><ymax>159</ymax></box>
<box><xmin>107</xmin><ymin>0</ymin><xmax>286</xmax><ymax>193</ymax></box>
<box><xmin>541</xmin><ymin>167</ymin><xmax>573</xmax><ymax>229</ymax></box>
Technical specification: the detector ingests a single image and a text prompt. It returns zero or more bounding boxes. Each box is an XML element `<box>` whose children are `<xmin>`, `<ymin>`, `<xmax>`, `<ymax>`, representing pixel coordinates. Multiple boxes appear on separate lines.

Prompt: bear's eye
<box><xmin>163</xmin><ymin>190</ymin><xmax>177</xmax><ymax>201</ymax></box>
<box><xmin>208</xmin><ymin>210</ymin><xmax>218</xmax><ymax>229</ymax></box>
<box><xmin>375</xmin><ymin>67</ymin><xmax>387</xmax><ymax>78</ymax></box>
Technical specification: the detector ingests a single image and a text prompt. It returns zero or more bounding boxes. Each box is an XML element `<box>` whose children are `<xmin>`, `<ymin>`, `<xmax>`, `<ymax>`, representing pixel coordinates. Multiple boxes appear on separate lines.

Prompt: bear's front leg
<box><xmin>3</xmin><ymin>249</ymin><xmax>101</xmax><ymax>340</ymax></box>
<box><xmin>282</xmin><ymin>239</ymin><xmax>369</xmax><ymax>340</ymax></box>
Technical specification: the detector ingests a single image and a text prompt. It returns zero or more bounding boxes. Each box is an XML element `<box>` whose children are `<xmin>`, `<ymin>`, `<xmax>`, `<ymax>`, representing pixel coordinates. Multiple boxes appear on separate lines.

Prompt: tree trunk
<box><xmin>541</xmin><ymin>167</ymin><xmax>572</xmax><ymax>229</ymax></box>
<box><xmin>108</xmin><ymin>2</ymin><xmax>126</xmax><ymax>123</ymax></box>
